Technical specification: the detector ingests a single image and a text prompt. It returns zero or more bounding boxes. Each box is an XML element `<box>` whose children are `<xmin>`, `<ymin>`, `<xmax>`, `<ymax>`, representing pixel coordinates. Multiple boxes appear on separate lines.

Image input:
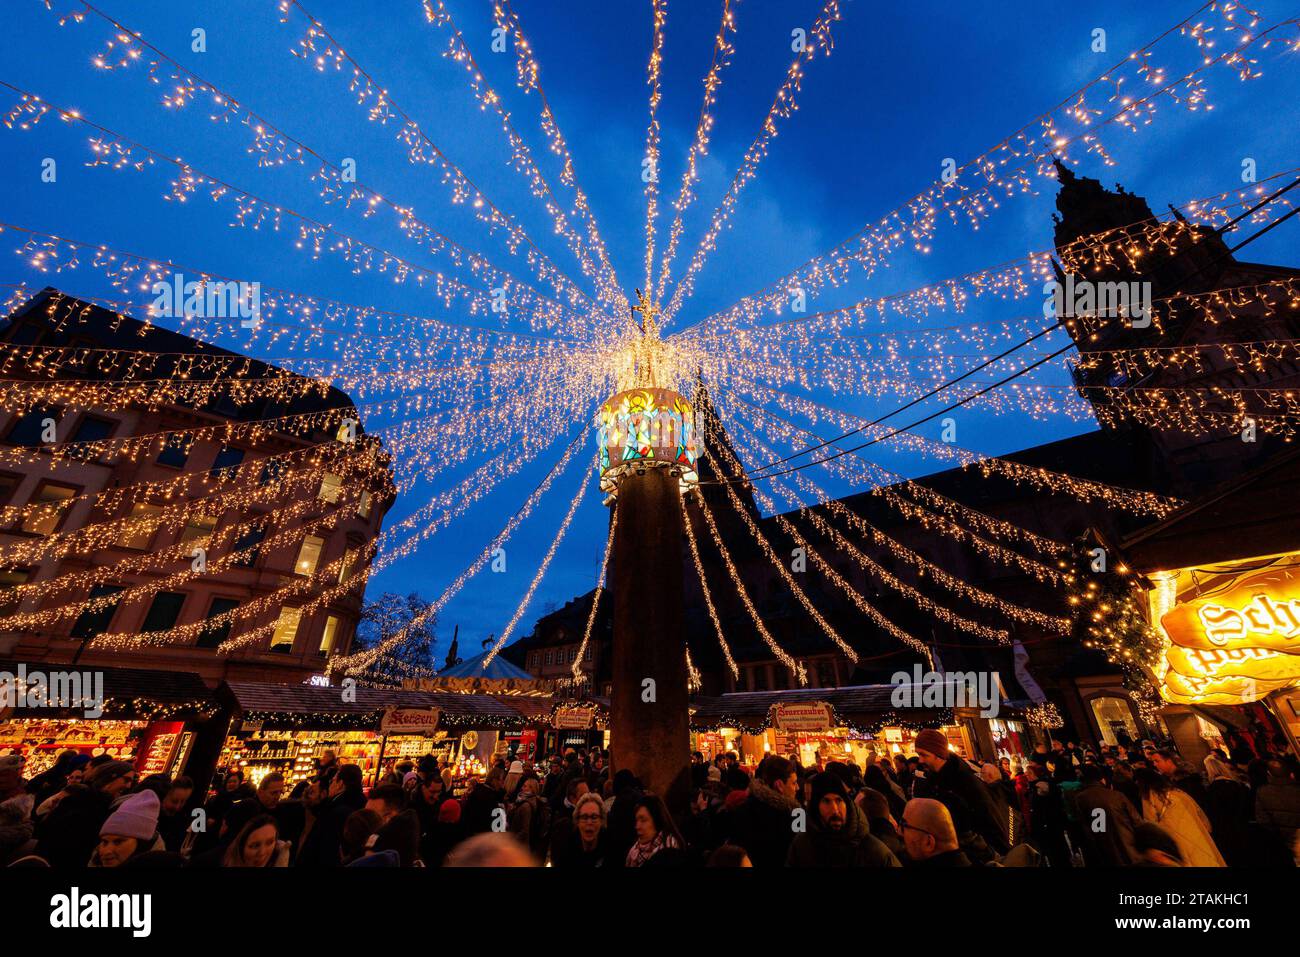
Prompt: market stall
<box><xmin>0</xmin><ymin>659</ymin><xmax>220</xmax><ymax>779</ymax></box>
<box><xmin>688</xmin><ymin>684</ymin><xmax>1019</xmax><ymax>769</ymax></box>
<box><xmin>218</xmin><ymin>680</ymin><xmax>552</xmax><ymax>792</ymax></box>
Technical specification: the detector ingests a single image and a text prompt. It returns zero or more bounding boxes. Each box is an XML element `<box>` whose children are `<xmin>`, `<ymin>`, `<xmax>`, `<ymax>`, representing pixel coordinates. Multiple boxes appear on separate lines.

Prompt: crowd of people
<box><xmin>1</xmin><ymin>729</ymin><xmax>1297</xmax><ymax>868</ymax></box>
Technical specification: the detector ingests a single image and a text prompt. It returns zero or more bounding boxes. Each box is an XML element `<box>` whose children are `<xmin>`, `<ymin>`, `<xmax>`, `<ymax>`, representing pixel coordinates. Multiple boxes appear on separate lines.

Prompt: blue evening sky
<box><xmin>3</xmin><ymin>0</ymin><xmax>1298</xmax><ymax>660</ymax></box>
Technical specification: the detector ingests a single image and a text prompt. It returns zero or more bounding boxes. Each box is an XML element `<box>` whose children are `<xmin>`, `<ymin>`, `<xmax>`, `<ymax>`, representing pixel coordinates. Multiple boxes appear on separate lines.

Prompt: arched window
<box><xmin>1090</xmin><ymin>695</ymin><xmax>1139</xmax><ymax>747</ymax></box>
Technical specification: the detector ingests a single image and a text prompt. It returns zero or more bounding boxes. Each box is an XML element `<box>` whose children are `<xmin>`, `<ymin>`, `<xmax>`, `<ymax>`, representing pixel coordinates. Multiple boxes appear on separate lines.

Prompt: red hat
<box><xmin>913</xmin><ymin>729</ymin><xmax>950</xmax><ymax>760</ymax></box>
<box><xmin>438</xmin><ymin>799</ymin><xmax>462</xmax><ymax>824</ymax></box>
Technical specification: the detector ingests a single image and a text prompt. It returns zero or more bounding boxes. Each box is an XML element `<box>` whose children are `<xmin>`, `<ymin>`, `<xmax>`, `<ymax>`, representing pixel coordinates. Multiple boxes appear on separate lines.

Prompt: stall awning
<box><xmin>689</xmin><ymin>684</ymin><xmax>959</xmax><ymax>732</ymax></box>
<box><xmin>221</xmin><ymin>681</ymin><xmax>548</xmax><ymax>730</ymax></box>
<box><xmin>0</xmin><ymin>659</ymin><xmax>217</xmax><ymax>719</ymax></box>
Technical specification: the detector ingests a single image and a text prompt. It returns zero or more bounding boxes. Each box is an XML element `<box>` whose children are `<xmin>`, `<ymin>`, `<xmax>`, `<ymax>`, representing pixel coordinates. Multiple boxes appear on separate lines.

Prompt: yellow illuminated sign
<box><xmin>1155</xmin><ymin>563</ymin><xmax>1300</xmax><ymax>705</ymax></box>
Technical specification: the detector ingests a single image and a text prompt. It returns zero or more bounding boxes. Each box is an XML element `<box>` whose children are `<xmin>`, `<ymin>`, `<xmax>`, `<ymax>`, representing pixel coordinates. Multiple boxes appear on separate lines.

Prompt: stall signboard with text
<box><xmin>379</xmin><ymin>707</ymin><xmax>441</xmax><ymax>735</ymax></box>
<box><xmin>769</xmin><ymin>701</ymin><xmax>835</xmax><ymax>732</ymax></box>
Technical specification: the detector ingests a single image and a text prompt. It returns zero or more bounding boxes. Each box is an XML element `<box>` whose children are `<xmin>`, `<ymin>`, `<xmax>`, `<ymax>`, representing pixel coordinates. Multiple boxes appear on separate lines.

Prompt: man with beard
<box><xmin>785</xmin><ymin>772</ymin><xmax>900</xmax><ymax>867</ymax></box>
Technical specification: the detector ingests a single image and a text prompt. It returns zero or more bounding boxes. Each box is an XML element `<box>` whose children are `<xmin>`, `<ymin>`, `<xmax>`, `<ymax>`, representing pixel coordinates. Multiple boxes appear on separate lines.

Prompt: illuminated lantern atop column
<box><xmin>596</xmin><ymin>387</ymin><xmax>701</xmax><ymax>496</ymax></box>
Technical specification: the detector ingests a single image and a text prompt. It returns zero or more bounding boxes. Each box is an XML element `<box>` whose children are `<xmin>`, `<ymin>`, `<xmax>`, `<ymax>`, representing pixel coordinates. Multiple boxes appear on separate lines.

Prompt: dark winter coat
<box><xmin>34</xmin><ymin>784</ymin><xmax>111</xmax><ymax>868</ymax></box>
<box><xmin>785</xmin><ymin>800</ymin><xmax>901</xmax><ymax>868</ymax></box>
<box><xmin>726</xmin><ymin>778</ymin><xmax>799</xmax><ymax>868</ymax></box>
<box><xmin>1072</xmin><ymin>783</ymin><xmax>1141</xmax><ymax>866</ymax></box>
<box><xmin>933</xmin><ymin>755</ymin><xmax>1011</xmax><ymax>854</ymax></box>
<box><xmin>552</xmin><ymin>828</ymin><xmax>610</xmax><ymax>867</ymax></box>
<box><xmin>295</xmin><ymin>787</ymin><xmax>365</xmax><ymax>867</ymax></box>
<box><xmin>908</xmin><ymin>847</ymin><xmax>973</xmax><ymax>867</ymax></box>
<box><xmin>372</xmin><ymin>809</ymin><xmax>422</xmax><ymax>866</ymax></box>
<box><xmin>461</xmin><ymin>782</ymin><xmax>505</xmax><ymax>837</ymax></box>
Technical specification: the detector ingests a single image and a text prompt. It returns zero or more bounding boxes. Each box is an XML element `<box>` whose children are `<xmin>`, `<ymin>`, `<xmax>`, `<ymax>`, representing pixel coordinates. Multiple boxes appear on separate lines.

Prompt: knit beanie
<box><xmin>809</xmin><ymin>771</ymin><xmax>848</xmax><ymax>809</ymax></box>
<box><xmin>86</xmin><ymin>760</ymin><xmax>135</xmax><ymax>790</ymax></box>
<box><xmin>100</xmin><ymin>789</ymin><xmax>160</xmax><ymax>841</ymax></box>
<box><xmin>913</xmin><ymin>729</ymin><xmax>949</xmax><ymax>760</ymax></box>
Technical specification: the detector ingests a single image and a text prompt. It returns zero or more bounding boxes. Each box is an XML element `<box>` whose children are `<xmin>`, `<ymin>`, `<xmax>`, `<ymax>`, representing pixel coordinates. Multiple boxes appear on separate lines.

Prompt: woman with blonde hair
<box><xmin>1136</xmin><ymin>770</ymin><xmax>1225</xmax><ymax>867</ymax></box>
<box><xmin>552</xmin><ymin>791</ymin><xmax>609</xmax><ymax>867</ymax></box>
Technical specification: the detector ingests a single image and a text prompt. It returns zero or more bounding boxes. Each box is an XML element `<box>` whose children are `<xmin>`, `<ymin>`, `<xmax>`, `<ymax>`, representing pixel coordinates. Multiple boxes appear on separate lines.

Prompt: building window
<box><xmin>295</xmin><ymin>536</ymin><xmax>325</xmax><ymax>577</ymax></box>
<box><xmin>196</xmin><ymin>597</ymin><xmax>241</xmax><ymax>649</ymax></box>
<box><xmin>319</xmin><ymin>473</ymin><xmax>343</xmax><ymax>503</ymax></box>
<box><xmin>0</xmin><ymin>474</ymin><xmax>20</xmax><ymax>507</ymax></box>
<box><xmin>530</xmin><ymin>652</ymin><xmax>540</xmax><ymax>669</ymax></box>
<box><xmin>233</xmin><ymin>519</ymin><xmax>267</xmax><ymax>568</ymax></box>
<box><xmin>115</xmin><ymin>503</ymin><xmax>163</xmax><ymax>550</ymax></box>
<box><xmin>70</xmin><ymin>585</ymin><xmax>125</xmax><ymax>641</ymax></box>
<box><xmin>260</xmin><ymin>457</ymin><xmax>286</xmax><ymax>485</ymax></box>
<box><xmin>358</xmin><ymin>490</ymin><xmax>372</xmax><ymax>519</ymax></box>
<box><xmin>3</xmin><ymin>407</ymin><xmax>60</xmax><ymax>447</ymax></box>
<box><xmin>66</xmin><ymin>415</ymin><xmax>115</xmax><ymax>461</ymax></box>
<box><xmin>337</xmin><ymin>549</ymin><xmax>355</xmax><ymax>585</ymax></box>
<box><xmin>270</xmin><ymin>607</ymin><xmax>301</xmax><ymax>652</ymax></box>
<box><xmin>179</xmin><ymin>514</ymin><xmax>217</xmax><ymax>546</ymax></box>
<box><xmin>22</xmin><ymin>482</ymin><xmax>76</xmax><ymax>535</ymax></box>
<box><xmin>208</xmin><ymin>445</ymin><xmax>245</xmax><ymax>481</ymax></box>
<box><xmin>0</xmin><ymin>568</ymin><xmax>31</xmax><ymax>615</ymax></box>
<box><xmin>156</xmin><ymin>434</ymin><xmax>194</xmax><ymax>468</ymax></box>
<box><xmin>140</xmin><ymin>591</ymin><xmax>187</xmax><ymax>634</ymax></box>
<box><xmin>584</xmin><ymin>645</ymin><xmax>592</xmax><ymax>661</ymax></box>
<box><xmin>320</xmin><ymin>615</ymin><xmax>341</xmax><ymax>656</ymax></box>
<box><xmin>544</xmin><ymin>651</ymin><xmax>553</xmax><ymax>666</ymax></box>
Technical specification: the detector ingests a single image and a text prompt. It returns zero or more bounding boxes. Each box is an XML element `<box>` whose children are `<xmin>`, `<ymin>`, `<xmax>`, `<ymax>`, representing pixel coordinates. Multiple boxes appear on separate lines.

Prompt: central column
<box><xmin>609</xmin><ymin>466</ymin><xmax>691</xmax><ymax>814</ymax></box>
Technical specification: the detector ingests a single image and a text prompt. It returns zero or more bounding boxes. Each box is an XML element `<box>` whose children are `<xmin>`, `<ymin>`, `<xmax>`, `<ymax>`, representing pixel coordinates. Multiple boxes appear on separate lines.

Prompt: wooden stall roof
<box><xmin>0</xmin><ymin>659</ymin><xmax>217</xmax><ymax>719</ymax></box>
<box><xmin>221</xmin><ymin>680</ymin><xmax>549</xmax><ymax>728</ymax></box>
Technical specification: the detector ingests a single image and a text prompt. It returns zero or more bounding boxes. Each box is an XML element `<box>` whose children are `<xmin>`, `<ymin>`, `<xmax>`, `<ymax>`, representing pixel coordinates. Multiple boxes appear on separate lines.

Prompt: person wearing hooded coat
<box><xmin>785</xmin><ymin>772</ymin><xmax>901</xmax><ymax>868</ymax></box>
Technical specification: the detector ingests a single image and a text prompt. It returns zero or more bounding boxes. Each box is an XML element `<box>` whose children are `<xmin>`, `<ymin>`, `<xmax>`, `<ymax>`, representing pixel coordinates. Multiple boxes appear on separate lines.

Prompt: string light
<box><xmin>694</xmin><ymin>489</ymin><xmax>806</xmax><ymax>685</ymax></box>
<box><xmin>571</xmin><ymin>511</ymin><xmax>616</xmax><ymax>679</ymax></box>
<box><xmin>655</xmin><ymin>0</ymin><xmax>739</xmax><ymax>306</ymax></box>
<box><xmin>663</xmin><ymin>0</ymin><xmax>843</xmax><ymax>325</ymax></box>
<box><xmin>680</xmin><ymin>492</ymin><xmax>738</xmax><ymax>679</ymax></box>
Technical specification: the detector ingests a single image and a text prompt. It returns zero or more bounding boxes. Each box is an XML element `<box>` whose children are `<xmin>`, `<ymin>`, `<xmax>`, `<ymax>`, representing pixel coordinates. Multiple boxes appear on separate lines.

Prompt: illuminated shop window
<box><xmin>296</xmin><ymin>535</ymin><xmax>325</xmax><ymax>576</ymax></box>
<box><xmin>270</xmin><ymin>607</ymin><xmax>302</xmax><ymax>652</ymax></box>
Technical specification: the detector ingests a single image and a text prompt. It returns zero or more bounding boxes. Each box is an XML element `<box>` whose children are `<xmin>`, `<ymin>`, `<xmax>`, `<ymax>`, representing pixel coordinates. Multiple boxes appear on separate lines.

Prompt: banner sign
<box><xmin>553</xmin><ymin>706</ymin><xmax>595</xmax><ymax>730</ymax></box>
<box><xmin>769</xmin><ymin>701</ymin><xmax>834</xmax><ymax>732</ymax></box>
<box><xmin>379</xmin><ymin>706</ymin><xmax>440</xmax><ymax>735</ymax></box>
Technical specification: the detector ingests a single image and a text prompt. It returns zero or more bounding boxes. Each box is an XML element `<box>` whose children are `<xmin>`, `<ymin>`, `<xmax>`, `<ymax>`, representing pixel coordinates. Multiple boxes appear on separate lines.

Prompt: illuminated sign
<box><xmin>1156</xmin><ymin>564</ymin><xmax>1300</xmax><ymax>705</ymax></box>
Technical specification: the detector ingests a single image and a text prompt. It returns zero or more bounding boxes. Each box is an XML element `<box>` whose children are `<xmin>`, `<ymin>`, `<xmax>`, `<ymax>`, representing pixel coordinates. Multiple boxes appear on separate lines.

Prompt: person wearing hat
<box><xmin>91</xmin><ymin>789</ymin><xmax>162</xmax><ymax>867</ymax></box>
<box><xmin>912</xmin><ymin>728</ymin><xmax>1010</xmax><ymax>856</ymax></box>
<box><xmin>34</xmin><ymin>759</ymin><xmax>136</xmax><ymax>868</ymax></box>
<box><xmin>785</xmin><ymin>772</ymin><xmax>900</xmax><ymax>867</ymax></box>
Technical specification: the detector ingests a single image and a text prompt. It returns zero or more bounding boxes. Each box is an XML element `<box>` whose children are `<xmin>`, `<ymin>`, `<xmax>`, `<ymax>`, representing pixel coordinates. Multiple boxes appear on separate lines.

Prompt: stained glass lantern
<box><xmin>596</xmin><ymin>387</ymin><xmax>702</xmax><ymax>495</ymax></box>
